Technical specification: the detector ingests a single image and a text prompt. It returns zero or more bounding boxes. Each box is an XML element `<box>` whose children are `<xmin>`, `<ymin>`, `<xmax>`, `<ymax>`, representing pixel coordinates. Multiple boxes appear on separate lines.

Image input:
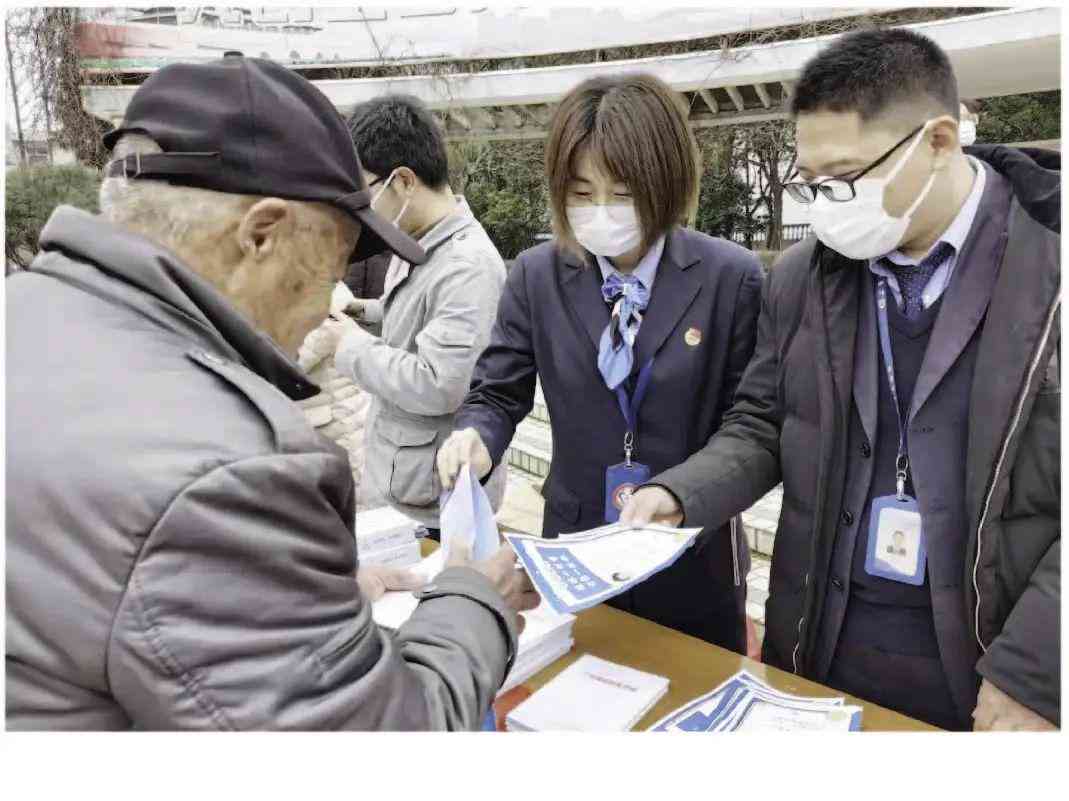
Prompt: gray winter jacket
<box><xmin>5</xmin><ymin>206</ymin><xmax>518</xmax><ymax>731</ymax></box>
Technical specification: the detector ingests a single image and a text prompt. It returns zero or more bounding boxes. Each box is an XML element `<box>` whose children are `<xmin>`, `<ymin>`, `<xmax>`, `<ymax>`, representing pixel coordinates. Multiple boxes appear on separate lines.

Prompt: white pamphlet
<box><xmin>355</xmin><ymin>505</ymin><xmax>420</xmax><ymax>554</ymax></box>
<box><xmin>504</xmin><ymin>523</ymin><xmax>702</xmax><ymax>614</ymax></box>
<box><xmin>506</xmin><ymin>654</ymin><xmax>669</xmax><ymax>732</ymax></box>
<box><xmin>648</xmin><ymin>669</ymin><xmax>863</xmax><ymax>732</ymax></box>
<box><xmin>439</xmin><ymin>464</ymin><xmax>499</xmax><ymax>562</ymax></box>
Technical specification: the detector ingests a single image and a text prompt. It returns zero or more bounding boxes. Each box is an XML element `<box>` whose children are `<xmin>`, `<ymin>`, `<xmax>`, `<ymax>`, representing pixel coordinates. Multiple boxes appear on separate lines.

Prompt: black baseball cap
<box><xmin>102</xmin><ymin>52</ymin><xmax>427</xmax><ymax>265</ymax></box>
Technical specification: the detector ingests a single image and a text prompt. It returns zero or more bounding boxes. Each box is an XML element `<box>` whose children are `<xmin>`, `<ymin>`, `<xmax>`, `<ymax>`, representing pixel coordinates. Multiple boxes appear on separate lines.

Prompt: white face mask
<box><xmin>807</xmin><ymin>121</ymin><xmax>938</xmax><ymax>260</ymax></box>
<box><xmin>566</xmin><ymin>203</ymin><xmax>643</xmax><ymax>258</ymax></box>
<box><xmin>371</xmin><ymin>169</ymin><xmax>411</xmax><ymax>228</ymax></box>
<box><xmin>959</xmin><ymin>120</ymin><xmax>977</xmax><ymax>147</ymax></box>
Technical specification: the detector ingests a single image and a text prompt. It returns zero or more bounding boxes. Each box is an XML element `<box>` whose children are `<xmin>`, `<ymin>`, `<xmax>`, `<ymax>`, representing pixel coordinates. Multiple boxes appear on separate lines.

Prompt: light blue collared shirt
<box><xmin>595</xmin><ymin>234</ymin><xmax>666</xmax><ymax>335</ymax></box>
<box><xmin>869</xmin><ymin>157</ymin><xmax>986</xmax><ymax>310</ymax></box>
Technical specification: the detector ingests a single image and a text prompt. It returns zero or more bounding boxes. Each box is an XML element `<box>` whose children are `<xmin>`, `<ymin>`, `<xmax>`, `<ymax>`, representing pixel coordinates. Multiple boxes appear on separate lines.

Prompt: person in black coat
<box><xmin>344</xmin><ymin>251</ymin><xmax>391</xmax><ymax>300</ymax></box>
<box><xmin>623</xmin><ymin>30</ymin><xmax>1060</xmax><ymax>730</ymax></box>
<box><xmin>437</xmin><ymin>74</ymin><xmax>763</xmax><ymax>651</ymax></box>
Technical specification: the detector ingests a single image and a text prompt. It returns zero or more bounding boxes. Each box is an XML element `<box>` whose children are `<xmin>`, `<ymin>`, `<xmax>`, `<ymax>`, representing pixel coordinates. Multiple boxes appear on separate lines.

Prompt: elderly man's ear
<box><xmin>237</xmin><ymin>198</ymin><xmax>295</xmax><ymax>260</ymax></box>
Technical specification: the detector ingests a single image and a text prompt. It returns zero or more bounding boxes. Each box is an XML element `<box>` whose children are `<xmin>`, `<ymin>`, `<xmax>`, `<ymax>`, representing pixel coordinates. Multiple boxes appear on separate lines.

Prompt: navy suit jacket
<box><xmin>456</xmin><ymin>226</ymin><xmax>763</xmax><ymax>548</ymax></box>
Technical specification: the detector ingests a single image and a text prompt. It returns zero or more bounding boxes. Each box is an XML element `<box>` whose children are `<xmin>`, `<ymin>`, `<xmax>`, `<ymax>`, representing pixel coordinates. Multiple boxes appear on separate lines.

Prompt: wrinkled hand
<box><xmin>436</xmin><ymin>428</ymin><xmax>493</xmax><ymax>490</ymax></box>
<box><xmin>448</xmin><ymin>539</ymin><xmax>540</xmax><ymax>633</ymax></box>
<box><xmin>356</xmin><ymin>563</ymin><xmax>424</xmax><ymax>602</ymax></box>
<box><xmin>619</xmin><ymin>485</ymin><xmax>684</xmax><ymax>528</ymax></box>
<box><xmin>972</xmin><ymin>679</ymin><xmax>1057</xmax><ymax>731</ymax></box>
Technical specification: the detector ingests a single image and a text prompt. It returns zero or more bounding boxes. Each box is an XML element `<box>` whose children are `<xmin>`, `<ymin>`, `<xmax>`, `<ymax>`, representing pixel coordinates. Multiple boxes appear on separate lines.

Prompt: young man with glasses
<box><xmin>623</xmin><ymin>28</ymin><xmax>1060</xmax><ymax>731</ymax></box>
<box><xmin>319</xmin><ymin>94</ymin><xmax>508</xmax><ymax>535</ymax></box>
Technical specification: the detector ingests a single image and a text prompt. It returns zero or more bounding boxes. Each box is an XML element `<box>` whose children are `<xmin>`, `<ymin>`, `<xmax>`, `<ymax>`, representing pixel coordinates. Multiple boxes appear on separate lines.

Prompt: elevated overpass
<box><xmin>83</xmin><ymin>7</ymin><xmax>1060</xmax><ymax>142</ymax></box>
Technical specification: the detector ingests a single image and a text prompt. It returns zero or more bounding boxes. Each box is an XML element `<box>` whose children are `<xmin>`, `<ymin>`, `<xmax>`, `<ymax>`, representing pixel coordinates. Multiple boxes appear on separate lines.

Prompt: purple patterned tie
<box><xmin>884</xmin><ymin>241</ymin><xmax>955</xmax><ymax>319</ymax></box>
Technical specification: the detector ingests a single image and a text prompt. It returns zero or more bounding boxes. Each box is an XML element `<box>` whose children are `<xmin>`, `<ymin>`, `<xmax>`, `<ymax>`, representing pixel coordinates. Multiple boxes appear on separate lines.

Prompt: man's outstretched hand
<box><xmin>620</xmin><ymin>485</ymin><xmax>684</xmax><ymax>528</ymax></box>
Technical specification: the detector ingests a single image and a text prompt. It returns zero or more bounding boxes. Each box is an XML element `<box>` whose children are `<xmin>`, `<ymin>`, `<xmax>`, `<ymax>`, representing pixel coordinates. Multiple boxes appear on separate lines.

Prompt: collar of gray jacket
<box><xmin>414</xmin><ymin>196</ymin><xmax>479</xmax><ymax>259</ymax></box>
<box><xmin>37</xmin><ymin>205</ymin><xmax>320</xmax><ymax>401</ymax></box>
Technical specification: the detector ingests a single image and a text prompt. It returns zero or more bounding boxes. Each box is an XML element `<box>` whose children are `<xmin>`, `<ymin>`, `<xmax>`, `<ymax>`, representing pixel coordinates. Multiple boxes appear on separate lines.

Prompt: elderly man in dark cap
<box><xmin>6</xmin><ymin>53</ymin><xmax>537</xmax><ymax>731</ymax></box>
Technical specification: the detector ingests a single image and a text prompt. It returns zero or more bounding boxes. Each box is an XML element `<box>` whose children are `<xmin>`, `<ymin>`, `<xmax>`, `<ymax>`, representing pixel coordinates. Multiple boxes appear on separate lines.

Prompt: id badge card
<box><xmin>604</xmin><ymin>461</ymin><xmax>651</xmax><ymax>523</ymax></box>
<box><xmin>864</xmin><ymin>495</ymin><xmax>926</xmax><ymax>585</ymax></box>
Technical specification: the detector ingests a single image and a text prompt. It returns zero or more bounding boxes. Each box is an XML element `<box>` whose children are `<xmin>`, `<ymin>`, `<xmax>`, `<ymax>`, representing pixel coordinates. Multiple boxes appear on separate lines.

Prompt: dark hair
<box><xmin>347</xmin><ymin>94</ymin><xmax>449</xmax><ymax>190</ymax></box>
<box><xmin>961</xmin><ymin>98</ymin><xmax>982</xmax><ymax>115</ymax></box>
<box><xmin>545</xmin><ymin>73</ymin><xmax>700</xmax><ymax>257</ymax></box>
<box><xmin>791</xmin><ymin>28</ymin><xmax>959</xmax><ymax>126</ymax></box>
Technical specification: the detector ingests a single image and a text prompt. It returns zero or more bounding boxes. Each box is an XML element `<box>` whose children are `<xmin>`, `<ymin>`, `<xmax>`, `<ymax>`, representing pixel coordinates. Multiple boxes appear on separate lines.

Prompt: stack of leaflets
<box><xmin>506</xmin><ymin>654</ymin><xmax>669</xmax><ymax>732</ymax></box>
<box><xmin>504</xmin><ymin>523</ymin><xmax>703</xmax><ymax>614</ymax></box>
<box><xmin>648</xmin><ymin>669</ymin><xmax>863</xmax><ymax>732</ymax></box>
<box><xmin>354</xmin><ymin>506</ymin><xmax>421</xmax><ymax>569</ymax></box>
<box><xmin>498</xmin><ymin>603</ymin><xmax>576</xmax><ymax>696</ymax></box>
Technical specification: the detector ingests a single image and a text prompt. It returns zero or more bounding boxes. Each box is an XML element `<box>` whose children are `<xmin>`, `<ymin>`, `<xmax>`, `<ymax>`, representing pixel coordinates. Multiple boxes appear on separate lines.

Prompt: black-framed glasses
<box><xmin>784</xmin><ymin>124</ymin><xmax>925</xmax><ymax>204</ymax></box>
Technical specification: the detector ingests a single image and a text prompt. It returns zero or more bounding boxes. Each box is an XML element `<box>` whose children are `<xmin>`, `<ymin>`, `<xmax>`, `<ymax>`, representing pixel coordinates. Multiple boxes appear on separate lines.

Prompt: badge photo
<box><xmin>864</xmin><ymin>495</ymin><xmax>927</xmax><ymax>585</ymax></box>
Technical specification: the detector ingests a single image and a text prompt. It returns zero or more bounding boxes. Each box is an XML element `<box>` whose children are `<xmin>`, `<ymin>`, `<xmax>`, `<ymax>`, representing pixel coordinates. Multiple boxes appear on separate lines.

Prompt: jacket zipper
<box><xmin>730</xmin><ymin>516</ymin><xmax>741</xmax><ymax>587</ymax></box>
<box><xmin>972</xmin><ymin>293</ymin><xmax>1061</xmax><ymax>652</ymax></box>
<box><xmin>792</xmin><ymin>572</ymin><xmax>809</xmax><ymax>674</ymax></box>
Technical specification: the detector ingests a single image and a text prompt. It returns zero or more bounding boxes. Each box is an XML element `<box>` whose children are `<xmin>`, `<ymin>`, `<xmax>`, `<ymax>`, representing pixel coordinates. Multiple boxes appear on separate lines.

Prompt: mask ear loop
<box><xmin>393</xmin><ymin>195</ymin><xmax>412</xmax><ymax>228</ymax></box>
<box><xmin>886</xmin><ymin>120</ymin><xmax>932</xmax><ymax>183</ymax></box>
<box><xmin>370</xmin><ymin>168</ymin><xmax>397</xmax><ymax>210</ymax></box>
<box><xmin>887</xmin><ymin>119</ymin><xmax>938</xmax><ymax>219</ymax></box>
<box><xmin>371</xmin><ymin>168</ymin><xmax>413</xmax><ymax>229</ymax></box>
<box><xmin>902</xmin><ymin>171</ymin><xmax>939</xmax><ymax>219</ymax></box>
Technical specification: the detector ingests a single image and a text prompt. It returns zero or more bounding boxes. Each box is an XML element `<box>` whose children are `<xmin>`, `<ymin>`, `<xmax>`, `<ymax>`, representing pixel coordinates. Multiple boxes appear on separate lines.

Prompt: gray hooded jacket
<box><xmin>5</xmin><ymin>207</ymin><xmax>518</xmax><ymax>730</ymax></box>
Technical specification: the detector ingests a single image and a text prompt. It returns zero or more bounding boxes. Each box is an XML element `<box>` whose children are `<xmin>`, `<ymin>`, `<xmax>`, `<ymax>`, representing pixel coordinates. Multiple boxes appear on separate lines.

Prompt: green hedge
<box><xmin>6</xmin><ymin>164</ymin><xmax>102</xmax><ymax>271</ymax></box>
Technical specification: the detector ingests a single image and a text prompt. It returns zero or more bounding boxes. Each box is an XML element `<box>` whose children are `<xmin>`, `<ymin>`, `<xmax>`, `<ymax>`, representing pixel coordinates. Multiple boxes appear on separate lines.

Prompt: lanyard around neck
<box><xmin>875</xmin><ymin>279</ymin><xmax>912</xmax><ymax>500</ymax></box>
<box><xmin>615</xmin><ymin>358</ymin><xmax>654</xmax><ymax>465</ymax></box>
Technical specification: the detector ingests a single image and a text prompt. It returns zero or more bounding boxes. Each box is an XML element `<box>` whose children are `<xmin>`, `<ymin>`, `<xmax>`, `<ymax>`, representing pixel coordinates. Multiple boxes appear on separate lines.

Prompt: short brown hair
<box><xmin>545</xmin><ymin>73</ymin><xmax>700</xmax><ymax>258</ymax></box>
<box><xmin>961</xmin><ymin>98</ymin><xmax>982</xmax><ymax>115</ymax></box>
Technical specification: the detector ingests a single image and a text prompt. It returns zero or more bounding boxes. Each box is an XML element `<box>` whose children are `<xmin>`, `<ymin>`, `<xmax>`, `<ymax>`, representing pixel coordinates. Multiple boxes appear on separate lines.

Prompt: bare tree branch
<box><xmin>6</xmin><ymin>7</ymin><xmax>121</xmax><ymax>167</ymax></box>
<box><xmin>5</xmin><ymin>14</ymin><xmax>28</xmax><ymax>164</ymax></box>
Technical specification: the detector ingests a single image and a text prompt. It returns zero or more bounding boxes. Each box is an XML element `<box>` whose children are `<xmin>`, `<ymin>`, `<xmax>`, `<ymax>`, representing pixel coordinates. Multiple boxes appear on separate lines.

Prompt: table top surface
<box><xmin>519</xmin><ymin>604</ymin><xmax>938</xmax><ymax>731</ymax></box>
<box><xmin>416</xmin><ymin>536</ymin><xmax>935</xmax><ymax>731</ymax></box>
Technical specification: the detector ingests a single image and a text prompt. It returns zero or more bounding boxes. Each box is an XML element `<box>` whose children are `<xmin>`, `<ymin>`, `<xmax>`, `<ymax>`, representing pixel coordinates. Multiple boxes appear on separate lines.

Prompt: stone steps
<box><xmin>505</xmin><ymin>381</ymin><xmax>552</xmax><ymax>484</ymax></box>
<box><xmin>506</xmin><ymin>415</ymin><xmax>551</xmax><ymax>484</ymax></box>
<box><xmin>739</xmin><ymin>486</ymin><xmax>782</xmax><ymax>558</ymax></box>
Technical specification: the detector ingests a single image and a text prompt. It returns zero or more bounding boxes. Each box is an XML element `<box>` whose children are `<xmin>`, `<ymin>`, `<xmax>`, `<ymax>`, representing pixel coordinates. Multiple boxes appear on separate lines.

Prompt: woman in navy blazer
<box><xmin>438</xmin><ymin>74</ymin><xmax>763</xmax><ymax>650</ymax></box>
